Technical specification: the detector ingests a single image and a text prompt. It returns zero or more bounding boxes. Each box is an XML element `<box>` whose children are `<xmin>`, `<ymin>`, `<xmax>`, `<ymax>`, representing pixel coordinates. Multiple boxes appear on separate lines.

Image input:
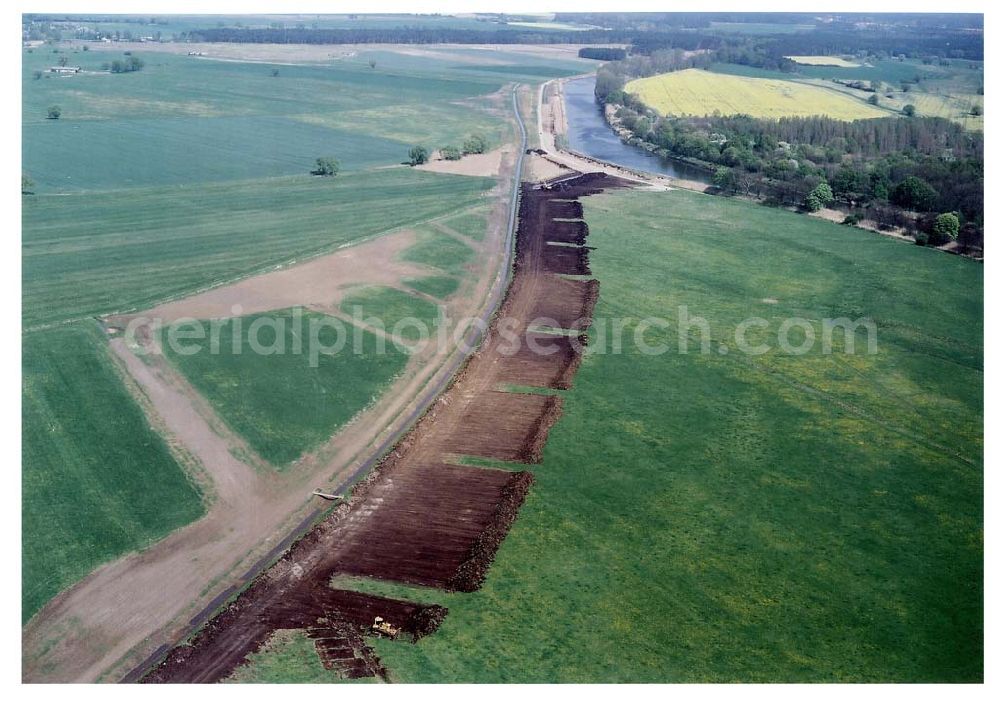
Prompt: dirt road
<box><xmin>21</xmin><ymin>87</ymin><xmax>525</xmax><ymax>684</ymax></box>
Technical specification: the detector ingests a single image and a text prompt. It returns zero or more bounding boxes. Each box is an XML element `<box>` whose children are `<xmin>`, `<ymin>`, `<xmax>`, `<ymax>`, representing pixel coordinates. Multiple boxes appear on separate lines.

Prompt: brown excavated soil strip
<box><xmin>494</xmin><ymin>333</ymin><xmax>588</xmax><ymax>390</ymax></box>
<box><xmin>326</xmin><ymin>463</ymin><xmax>533</xmax><ymax>587</ymax></box>
<box><xmin>547</xmin><ymin>219</ymin><xmax>589</xmax><ymax>245</ymax></box>
<box><xmin>141</xmin><ymin>173</ymin><xmax>631</xmax><ymax>683</ymax></box>
<box><xmin>541</xmin><ymin>244</ymin><xmax>592</xmax><ymax>276</ymax></box>
<box><xmin>438</xmin><ymin>391</ymin><xmax>563</xmax><ymax>464</ymax></box>
<box><xmin>523</xmin><ymin>277</ymin><xmax>600</xmax><ymax>331</ymax></box>
<box><xmin>545</xmin><ymin>201</ymin><xmax>584</xmax><ymax>220</ymax></box>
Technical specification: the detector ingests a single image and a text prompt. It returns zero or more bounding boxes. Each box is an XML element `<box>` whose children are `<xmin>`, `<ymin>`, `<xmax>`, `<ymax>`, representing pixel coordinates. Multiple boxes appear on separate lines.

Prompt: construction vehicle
<box><xmin>312</xmin><ymin>488</ymin><xmax>345</xmax><ymax>502</ymax></box>
<box><xmin>371</xmin><ymin>616</ymin><xmax>401</xmax><ymax>640</ymax></box>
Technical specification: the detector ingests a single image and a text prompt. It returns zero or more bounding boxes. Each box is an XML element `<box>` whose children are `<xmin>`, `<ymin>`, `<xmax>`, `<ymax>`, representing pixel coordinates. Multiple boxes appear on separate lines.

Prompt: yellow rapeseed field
<box><xmin>786</xmin><ymin>55</ymin><xmax>863</xmax><ymax>67</ymax></box>
<box><xmin>625</xmin><ymin>69</ymin><xmax>891</xmax><ymax>120</ymax></box>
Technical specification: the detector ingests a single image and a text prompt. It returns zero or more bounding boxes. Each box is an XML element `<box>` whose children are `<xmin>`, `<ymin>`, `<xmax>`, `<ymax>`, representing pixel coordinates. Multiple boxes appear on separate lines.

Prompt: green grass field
<box><xmin>164</xmin><ymin>309</ymin><xmax>409</xmax><ymax>467</ymax></box>
<box><xmin>23</xmin><ymin>323</ymin><xmax>205</xmax><ymax>622</ymax></box>
<box><xmin>22</xmin><ymin>170</ymin><xmax>493</xmax><ymax>329</ymax></box>
<box><xmin>626</xmin><ymin>68</ymin><xmax>890</xmax><ymax>120</ymax></box>
<box><xmin>400</xmin><ymin>226</ymin><xmax>476</xmax><ymax>277</ymax></box>
<box><xmin>330</xmin><ymin>188</ymin><xmax>981</xmax><ymax>682</ymax></box>
<box><xmin>24</xmin><ymin>115</ymin><xmax>412</xmax><ymax>191</ymax></box>
<box><xmin>22</xmin><ymin>43</ymin><xmax>588</xmax><ymax>190</ymax></box>
<box><xmin>403</xmin><ymin>276</ymin><xmax>462</xmax><ymax>300</ymax></box>
<box><xmin>340</xmin><ymin>286</ymin><xmax>441</xmax><ymax>337</ymax></box>
<box><xmin>438</xmin><ymin>206</ymin><xmax>490</xmax><ymax>242</ymax></box>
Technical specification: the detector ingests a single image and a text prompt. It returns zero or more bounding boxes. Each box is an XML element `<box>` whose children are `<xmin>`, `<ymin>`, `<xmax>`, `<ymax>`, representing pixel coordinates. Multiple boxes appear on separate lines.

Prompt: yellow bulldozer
<box><xmin>371</xmin><ymin>616</ymin><xmax>401</xmax><ymax>640</ymax></box>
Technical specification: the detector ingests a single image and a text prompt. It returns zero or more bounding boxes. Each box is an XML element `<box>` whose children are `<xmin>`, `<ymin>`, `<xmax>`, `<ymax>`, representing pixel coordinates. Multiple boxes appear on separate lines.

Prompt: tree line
<box><xmin>614</xmin><ymin>104</ymin><xmax>983</xmax><ymax>225</ymax></box>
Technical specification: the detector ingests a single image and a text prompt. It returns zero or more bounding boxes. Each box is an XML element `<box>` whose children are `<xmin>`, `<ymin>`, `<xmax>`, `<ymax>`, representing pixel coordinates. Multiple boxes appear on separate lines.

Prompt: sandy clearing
<box><xmin>416</xmin><ymin>148</ymin><xmax>504</xmax><ymax>178</ymax></box>
<box><xmin>23</xmin><ymin>100</ymin><xmax>524</xmax><ymax>684</ymax></box>
<box><xmin>117</xmin><ymin>229</ymin><xmax>429</xmax><ymax>324</ymax></box>
<box><xmin>523</xmin><ymin>153</ymin><xmax>575</xmax><ymax>183</ymax></box>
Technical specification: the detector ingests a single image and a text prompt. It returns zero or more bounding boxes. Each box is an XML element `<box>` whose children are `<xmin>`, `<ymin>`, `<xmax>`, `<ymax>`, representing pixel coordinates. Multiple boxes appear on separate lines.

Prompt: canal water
<box><xmin>563</xmin><ymin>75</ymin><xmax>711</xmax><ymax>182</ymax></box>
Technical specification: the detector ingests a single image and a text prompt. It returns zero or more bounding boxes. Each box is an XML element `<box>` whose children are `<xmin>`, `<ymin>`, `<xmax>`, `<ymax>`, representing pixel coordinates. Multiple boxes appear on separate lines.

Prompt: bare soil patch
<box><xmin>545</xmin><ymin>201</ymin><xmax>584</xmax><ymax>219</ymax></box>
<box><xmin>495</xmin><ymin>333</ymin><xmax>587</xmax><ymax>390</ymax></box>
<box><xmin>326</xmin><ymin>463</ymin><xmax>533</xmax><ymax>589</ymax></box>
<box><xmin>524</xmin><ymin>277</ymin><xmax>600</xmax><ymax>330</ymax></box>
<box><xmin>439</xmin><ymin>391</ymin><xmax>563</xmax><ymax>463</ymax></box>
<box><xmin>121</xmin><ymin>229</ymin><xmax>427</xmax><ymax>324</ymax></box>
<box><xmin>547</xmin><ymin>219</ymin><xmax>590</xmax><ymax>245</ymax></box>
<box><xmin>416</xmin><ymin>148</ymin><xmax>504</xmax><ymax>178</ymax></box>
<box><xmin>542</xmin><ymin>244</ymin><xmax>592</xmax><ymax>276</ymax></box>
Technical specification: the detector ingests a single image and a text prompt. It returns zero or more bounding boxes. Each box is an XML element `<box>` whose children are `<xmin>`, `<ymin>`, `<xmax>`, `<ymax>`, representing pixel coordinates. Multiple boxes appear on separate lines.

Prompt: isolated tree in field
<box><xmin>932</xmin><ymin>212</ymin><xmax>961</xmax><ymax>242</ymax></box>
<box><xmin>408</xmin><ymin>145</ymin><xmax>429</xmax><ymax>166</ymax></box>
<box><xmin>462</xmin><ymin>134</ymin><xmax>487</xmax><ymax>155</ymax></box>
<box><xmin>21</xmin><ymin>175</ymin><xmax>34</xmax><ymax>194</ymax></box>
<box><xmin>440</xmin><ymin>145</ymin><xmax>462</xmax><ymax>161</ymax></box>
<box><xmin>902</xmin><ymin>104</ymin><xmax>916</xmax><ymax>117</ymax></box>
<box><xmin>312</xmin><ymin>157</ymin><xmax>339</xmax><ymax>176</ymax></box>
<box><xmin>46</xmin><ymin>105</ymin><xmax>61</xmax><ymax>120</ymax></box>
<box><xmin>890</xmin><ymin>176</ymin><xmax>938</xmax><ymax>211</ymax></box>
<box><xmin>804</xmin><ymin>181</ymin><xmax>833</xmax><ymax>212</ymax></box>
<box><xmin>271</xmin><ymin>68</ymin><xmax>279</xmax><ymax>77</ymax></box>
<box><xmin>369</xmin><ymin>58</ymin><xmax>377</xmax><ymax>69</ymax></box>
<box><xmin>32</xmin><ymin>70</ymin><xmax>42</xmax><ymax>80</ymax></box>
<box><xmin>867</xmin><ymin>94</ymin><xmax>880</xmax><ymax>106</ymax></box>
<box><xmin>970</xmin><ymin>104</ymin><xmax>983</xmax><ymax>116</ymax></box>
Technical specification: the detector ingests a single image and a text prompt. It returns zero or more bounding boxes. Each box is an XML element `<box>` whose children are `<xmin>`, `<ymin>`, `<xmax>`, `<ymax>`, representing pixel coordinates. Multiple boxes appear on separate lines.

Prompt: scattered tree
<box><xmin>970</xmin><ymin>104</ymin><xmax>983</xmax><ymax>116</ymax></box>
<box><xmin>408</xmin><ymin>145</ymin><xmax>429</xmax><ymax>166</ymax></box>
<box><xmin>110</xmin><ymin>55</ymin><xmax>145</xmax><ymax>73</ymax></box>
<box><xmin>368</xmin><ymin>58</ymin><xmax>377</xmax><ymax>69</ymax></box>
<box><xmin>271</xmin><ymin>68</ymin><xmax>279</xmax><ymax>77</ymax></box>
<box><xmin>21</xmin><ymin>175</ymin><xmax>34</xmax><ymax>194</ymax></box>
<box><xmin>902</xmin><ymin>104</ymin><xmax>916</xmax><ymax>117</ymax></box>
<box><xmin>932</xmin><ymin>211</ymin><xmax>961</xmax><ymax>242</ymax></box>
<box><xmin>804</xmin><ymin>181</ymin><xmax>833</xmax><ymax>212</ymax></box>
<box><xmin>58</xmin><ymin>56</ymin><xmax>68</xmax><ymax>67</ymax></box>
<box><xmin>32</xmin><ymin>70</ymin><xmax>42</xmax><ymax>80</ymax></box>
<box><xmin>867</xmin><ymin>94</ymin><xmax>880</xmax><ymax>106</ymax></box>
<box><xmin>462</xmin><ymin>134</ymin><xmax>487</xmax><ymax>155</ymax></box>
<box><xmin>440</xmin><ymin>145</ymin><xmax>462</xmax><ymax>161</ymax></box>
<box><xmin>46</xmin><ymin>105</ymin><xmax>61</xmax><ymax>120</ymax></box>
<box><xmin>311</xmin><ymin>157</ymin><xmax>340</xmax><ymax>176</ymax></box>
